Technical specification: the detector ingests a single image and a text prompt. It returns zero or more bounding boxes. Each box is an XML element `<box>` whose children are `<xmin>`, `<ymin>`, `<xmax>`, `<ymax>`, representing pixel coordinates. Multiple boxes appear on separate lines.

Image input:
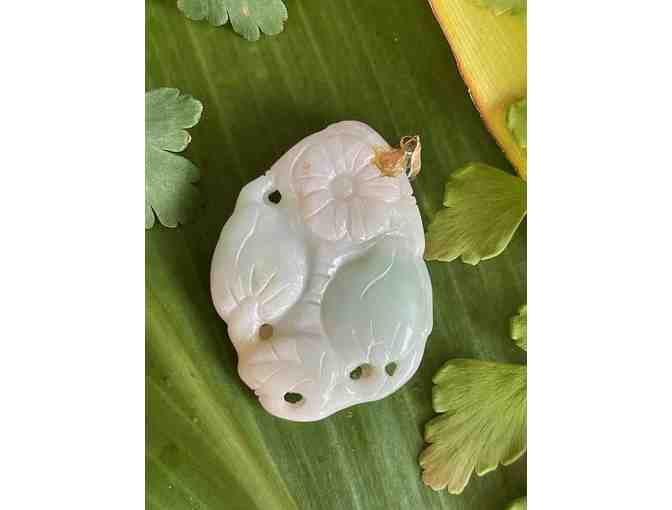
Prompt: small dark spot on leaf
<box><xmin>268</xmin><ymin>190</ymin><xmax>282</xmax><ymax>204</ymax></box>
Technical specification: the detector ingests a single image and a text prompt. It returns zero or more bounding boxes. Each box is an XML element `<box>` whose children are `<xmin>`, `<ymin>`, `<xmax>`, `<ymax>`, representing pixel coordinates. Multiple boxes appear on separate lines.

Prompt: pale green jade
<box><xmin>211</xmin><ymin>121</ymin><xmax>433</xmax><ymax>421</ymax></box>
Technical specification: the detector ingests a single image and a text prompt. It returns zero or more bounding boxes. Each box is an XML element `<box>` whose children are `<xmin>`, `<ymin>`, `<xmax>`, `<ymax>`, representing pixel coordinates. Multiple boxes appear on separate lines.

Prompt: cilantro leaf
<box><xmin>510</xmin><ymin>304</ymin><xmax>527</xmax><ymax>351</ymax></box>
<box><xmin>425</xmin><ymin>163</ymin><xmax>527</xmax><ymax>265</ymax></box>
<box><xmin>507</xmin><ymin>98</ymin><xmax>527</xmax><ymax>149</ymax></box>
<box><xmin>177</xmin><ymin>0</ymin><xmax>288</xmax><ymax>41</ymax></box>
<box><xmin>506</xmin><ymin>497</ymin><xmax>527</xmax><ymax>510</ymax></box>
<box><xmin>468</xmin><ymin>0</ymin><xmax>527</xmax><ymax>16</ymax></box>
<box><xmin>419</xmin><ymin>359</ymin><xmax>527</xmax><ymax>493</ymax></box>
<box><xmin>145</xmin><ymin>88</ymin><xmax>203</xmax><ymax>229</ymax></box>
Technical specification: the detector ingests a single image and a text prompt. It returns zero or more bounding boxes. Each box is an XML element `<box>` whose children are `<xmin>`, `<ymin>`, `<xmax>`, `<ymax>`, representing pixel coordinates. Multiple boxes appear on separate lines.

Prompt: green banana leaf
<box><xmin>146</xmin><ymin>1</ymin><xmax>527</xmax><ymax>509</ymax></box>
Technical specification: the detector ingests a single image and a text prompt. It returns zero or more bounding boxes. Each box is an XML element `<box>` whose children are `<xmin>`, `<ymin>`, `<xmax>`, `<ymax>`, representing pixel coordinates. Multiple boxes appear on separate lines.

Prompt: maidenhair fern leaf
<box><xmin>145</xmin><ymin>88</ymin><xmax>203</xmax><ymax>229</ymax></box>
<box><xmin>510</xmin><ymin>304</ymin><xmax>527</xmax><ymax>351</ymax></box>
<box><xmin>507</xmin><ymin>98</ymin><xmax>527</xmax><ymax>149</ymax></box>
<box><xmin>419</xmin><ymin>359</ymin><xmax>527</xmax><ymax>493</ymax></box>
<box><xmin>177</xmin><ymin>0</ymin><xmax>288</xmax><ymax>41</ymax></box>
<box><xmin>425</xmin><ymin>163</ymin><xmax>527</xmax><ymax>265</ymax></box>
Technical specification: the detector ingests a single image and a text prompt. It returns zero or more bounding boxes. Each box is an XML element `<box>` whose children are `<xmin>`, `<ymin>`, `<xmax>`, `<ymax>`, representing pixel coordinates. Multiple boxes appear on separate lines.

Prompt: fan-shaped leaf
<box><xmin>145</xmin><ymin>88</ymin><xmax>203</xmax><ymax>229</ymax></box>
<box><xmin>425</xmin><ymin>163</ymin><xmax>527</xmax><ymax>265</ymax></box>
<box><xmin>507</xmin><ymin>99</ymin><xmax>527</xmax><ymax>149</ymax></box>
<box><xmin>177</xmin><ymin>0</ymin><xmax>288</xmax><ymax>41</ymax></box>
<box><xmin>510</xmin><ymin>304</ymin><xmax>527</xmax><ymax>351</ymax></box>
<box><xmin>419</xmin><ymin>359</ymin><xmax>527</xmax><ymax>493</ymax></box>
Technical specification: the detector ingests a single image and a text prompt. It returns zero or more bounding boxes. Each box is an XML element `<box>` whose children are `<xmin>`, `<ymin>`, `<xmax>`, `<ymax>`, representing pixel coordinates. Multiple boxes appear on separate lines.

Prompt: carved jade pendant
<box><xmin>211</xmin><ymin>121</ymin><xmax>433</xmax><ymax>421</ymax></box>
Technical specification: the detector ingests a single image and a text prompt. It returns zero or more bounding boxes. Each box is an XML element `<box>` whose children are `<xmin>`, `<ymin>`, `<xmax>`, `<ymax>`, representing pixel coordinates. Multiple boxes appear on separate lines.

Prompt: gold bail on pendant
<box><xmin>373</xmin><ymin>135</ymin><xmax>422</xmax><ymax>180</ymax></box>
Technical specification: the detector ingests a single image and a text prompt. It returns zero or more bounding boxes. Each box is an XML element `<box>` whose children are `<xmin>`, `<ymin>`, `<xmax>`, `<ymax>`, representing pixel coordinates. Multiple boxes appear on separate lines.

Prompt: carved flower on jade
<box><xmin>293</xmin><ymin>134</ymin><xmax>403</xmax><ymax>241</ymax></box>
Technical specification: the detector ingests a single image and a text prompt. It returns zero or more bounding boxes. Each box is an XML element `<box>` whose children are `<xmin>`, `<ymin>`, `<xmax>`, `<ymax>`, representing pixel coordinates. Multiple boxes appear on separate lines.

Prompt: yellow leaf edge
<box><xmin>427</xmin><ymin>0</ymin><xmax>527</xmax><ymax>180</ymax></box>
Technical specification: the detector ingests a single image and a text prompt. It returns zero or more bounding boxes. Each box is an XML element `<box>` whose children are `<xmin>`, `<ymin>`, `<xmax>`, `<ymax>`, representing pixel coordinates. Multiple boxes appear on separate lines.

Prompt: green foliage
<box><xmin>145</xmin><ymin>88</ymin><xmax>203</xmax><ymax>229</ymax></box>
<box><xmin>506</xmin><ymin>496</ymin><xmax>527</xmax><ymax>510</ymax></box>
<box><xmin>420</xmin><ymin>308</ymin><xmax>528</xmax><ymax>494</ymax></box>
<box><xmin>425</xmin><ymin>163</ymin><xmax>527</xmax><ymax>265</ymax></box>
<box><xmin>507</xmin><ymin>98</ymin><xmax>527</xmax><ymax>149</ymax></box>
<box><xmin>420</xmin><ymin>360</ymin><xmax>527</xmax><ymax>493</ymax></box>
<box><xmin>510</xmin><ymin>304</ymin><xmax>527</xmax><ymax>351</ymax></box>
<box><xmin>177</xmin><ymin>0</ymin><xmax>288</xmax><ymax>41</ymax></box>
<box><xmin>468</xmin><ymin>0</ymin><xmax>527</xmax><ymax>16</ymax></box>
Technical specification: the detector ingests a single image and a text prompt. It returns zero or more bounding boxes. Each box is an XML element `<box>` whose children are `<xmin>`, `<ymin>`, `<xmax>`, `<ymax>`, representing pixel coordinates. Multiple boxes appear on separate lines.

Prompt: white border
<box><xmin>530</xmin><ymin>1</ymin><xmax>672</xmax><ymax>507</ymax></box>
<box><xmin>0</xmin><ymin>2</ymin><xmax>144</xmax><ymax>509</ymax></box>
